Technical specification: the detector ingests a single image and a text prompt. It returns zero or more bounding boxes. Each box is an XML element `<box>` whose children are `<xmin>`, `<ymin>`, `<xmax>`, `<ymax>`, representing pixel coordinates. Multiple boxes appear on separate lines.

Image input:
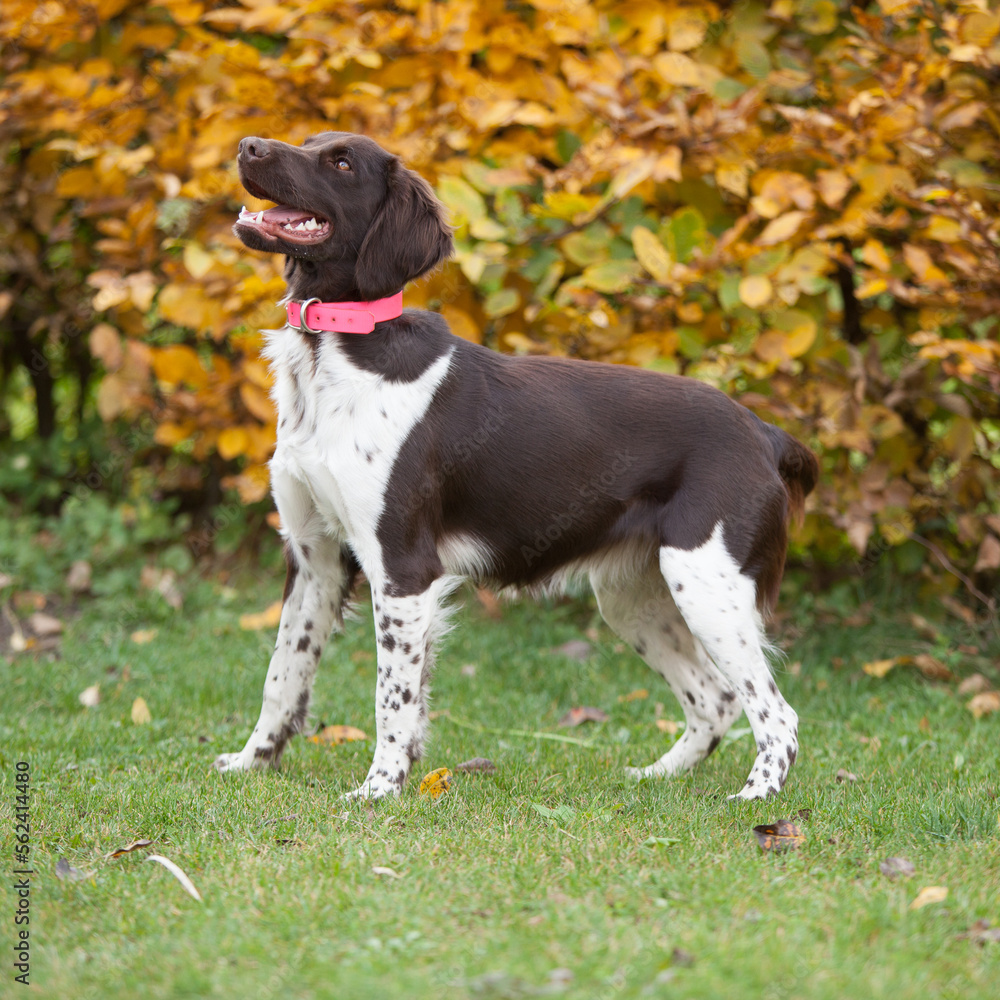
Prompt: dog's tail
<box><xmin>762</xmin><ymin>422</ymin><xmax>819</xmax><ymax>527</ymax></box>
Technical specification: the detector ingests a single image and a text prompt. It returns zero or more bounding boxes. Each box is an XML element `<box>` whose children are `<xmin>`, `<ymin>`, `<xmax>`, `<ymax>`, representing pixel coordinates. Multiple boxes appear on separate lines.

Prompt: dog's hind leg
<box><xmin>658</xmin><ymin>522</ymin><xmax>798</xmax><ymax>799</ymax></box>
<box><xmin>214</xmin><ymin>475</ymin><xmax>358</xmax><ymax>773</ymax></box>
<box><xmin>592</xmin><ymin>561</ymin><xmax>743</xmax><ymax>779</ymax></box>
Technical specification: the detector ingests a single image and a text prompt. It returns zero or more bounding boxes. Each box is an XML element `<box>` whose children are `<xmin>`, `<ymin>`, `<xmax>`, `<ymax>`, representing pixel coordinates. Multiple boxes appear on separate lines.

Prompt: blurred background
<box><xmin>1</xmin><ymin>0</ymin><xmax>998</xmax><ymax>612</ymax></box>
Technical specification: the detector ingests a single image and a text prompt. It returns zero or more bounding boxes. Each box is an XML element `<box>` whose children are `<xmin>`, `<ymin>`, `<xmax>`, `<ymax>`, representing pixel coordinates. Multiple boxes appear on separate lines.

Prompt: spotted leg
<box><xmin>591</xmin><ymin>561</ymin><xmax>743</xmax><ymax>779</ymax></box>
<box><xmin>343</xmin><ymin>576</ymin><xmax>454</xmax><ymax>800</ymax></box>
<box><xmin>214</xmin><ymin>473</ymin><xmax>359</xmax><ymax>772</ymax></box>
<box><xmin>658</xmin><ymin>523</ymin><xmax>798</xmax><ymax>799</ymax></box>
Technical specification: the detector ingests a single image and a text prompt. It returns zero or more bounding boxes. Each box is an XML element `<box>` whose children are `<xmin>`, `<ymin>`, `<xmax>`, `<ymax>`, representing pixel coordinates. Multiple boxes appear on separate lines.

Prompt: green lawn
<box><xmin>1</xmin><ymin>573</ymin><xmax>998</xmax><ymax>999</ymax></box>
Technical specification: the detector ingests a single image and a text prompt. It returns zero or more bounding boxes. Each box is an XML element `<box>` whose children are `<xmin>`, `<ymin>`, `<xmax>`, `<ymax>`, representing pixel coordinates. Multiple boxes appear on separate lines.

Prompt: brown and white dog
<box><xmin>216</xmin><ymin>132</ymin><xmax>818</xmax><ymax>800</ymax></box>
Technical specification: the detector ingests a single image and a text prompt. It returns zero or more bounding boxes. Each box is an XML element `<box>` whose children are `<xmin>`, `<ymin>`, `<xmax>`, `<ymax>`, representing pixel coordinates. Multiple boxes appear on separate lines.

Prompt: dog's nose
<box><xmin>239</xmin><ymin>137</ymin><xmax>271</xmax><ymax>160</ymax></box>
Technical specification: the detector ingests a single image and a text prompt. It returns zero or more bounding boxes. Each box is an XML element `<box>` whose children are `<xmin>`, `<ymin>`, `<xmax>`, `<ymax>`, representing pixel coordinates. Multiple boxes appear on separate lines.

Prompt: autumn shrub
<box><xmin>1</xmin><ymin>0</ymin><xmax>998</xmax><ymax>592</ymax></box>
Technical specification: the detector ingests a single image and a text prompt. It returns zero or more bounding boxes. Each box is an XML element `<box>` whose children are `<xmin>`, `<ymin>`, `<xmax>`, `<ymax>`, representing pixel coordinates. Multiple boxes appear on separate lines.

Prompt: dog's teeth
<box><xmin>255</xmin><ymin>211</ymin><xmax>264</xmax><ymax>223</ymax></box>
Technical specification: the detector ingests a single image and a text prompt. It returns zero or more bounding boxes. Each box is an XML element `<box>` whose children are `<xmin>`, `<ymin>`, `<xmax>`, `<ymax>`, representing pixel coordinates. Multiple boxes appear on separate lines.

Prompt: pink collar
<box><xmin>286</xmin><ymin>292</ymin><xmax>403</xmax><ymax>335</ymax></box>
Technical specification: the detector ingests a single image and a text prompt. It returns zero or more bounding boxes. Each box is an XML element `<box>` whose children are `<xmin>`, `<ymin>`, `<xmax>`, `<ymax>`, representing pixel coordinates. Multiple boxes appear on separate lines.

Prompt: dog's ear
<box><xmin>355</xmin><ymin>159</ymin><xmax>454</xmax><ymax>300</ymax></box>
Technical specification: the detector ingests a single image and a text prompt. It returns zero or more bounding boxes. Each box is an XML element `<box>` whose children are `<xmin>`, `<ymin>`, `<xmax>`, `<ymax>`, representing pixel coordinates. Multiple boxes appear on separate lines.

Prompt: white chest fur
<box><xmin>263</xmin><ymin>327</ymin><xmax>453</xmax><ymax>574</ymax></box>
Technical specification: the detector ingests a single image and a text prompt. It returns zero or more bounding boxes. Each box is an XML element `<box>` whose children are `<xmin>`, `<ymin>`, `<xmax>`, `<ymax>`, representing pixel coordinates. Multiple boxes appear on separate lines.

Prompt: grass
<box><xmin>1</xmin><ymin>570</ymin><xmax>999</xmax><ymax>999</ymax></box>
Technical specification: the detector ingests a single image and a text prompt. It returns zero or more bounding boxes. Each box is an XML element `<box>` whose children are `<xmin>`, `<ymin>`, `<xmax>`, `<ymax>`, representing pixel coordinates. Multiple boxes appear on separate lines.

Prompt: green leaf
<box><xmin>483</xmin><ymin>288</ymin><xmax>520</xmax><ymax>318</ymax></box>
<box><xmin>437</xmin><ymin>176</ymin><xmax>487</xmax><ymax>226</ymax></box>
<box><xmin>556</xmin><ymin>129</ymin><xmax>582</xmax><ymax>164</ymax></box>
<box><xmin>531</xmin><ymin>803</ymin><xmax>577</xmax><ymax>823</ymax></box>
<box><xmin>580</xmin><ymin>260</ymin><xmax>644</xmax><ymax>293</ymax></box>
<box><xmin>664</xmin><ymin>207</ymin><xmax>707</xmax><ymax>264</ymax></box>
<box><xmin>736</xmin><ymin>36</ymin><xmax>771</xmax><ymax>79</ymax></box>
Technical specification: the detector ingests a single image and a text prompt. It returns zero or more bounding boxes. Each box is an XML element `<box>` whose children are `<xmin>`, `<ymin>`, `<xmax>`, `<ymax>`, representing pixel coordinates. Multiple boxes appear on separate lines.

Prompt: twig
<box><xmin>905</xmin><ymin>532</ymin><xmax>995</xmax><ymax>609</ymax></box>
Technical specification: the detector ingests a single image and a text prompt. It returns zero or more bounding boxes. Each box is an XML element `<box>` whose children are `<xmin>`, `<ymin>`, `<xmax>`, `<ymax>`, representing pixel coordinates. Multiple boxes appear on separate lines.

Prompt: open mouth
<box><xmin>236</xmin><ymin>204</ymin><xmax>332</xmax><ymax>245</ymax></box>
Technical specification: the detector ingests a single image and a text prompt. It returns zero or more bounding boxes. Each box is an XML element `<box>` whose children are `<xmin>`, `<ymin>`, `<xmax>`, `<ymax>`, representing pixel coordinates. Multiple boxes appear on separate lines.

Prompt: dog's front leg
<box><xmin>344</xmin><ymin>578</ymin><xmax>449</xmax><ymax>800</ymax></box>
<box><xmin>214</xmin><ymin>535</ymin><xmax>357</xmax><ymax>773</ymax></box>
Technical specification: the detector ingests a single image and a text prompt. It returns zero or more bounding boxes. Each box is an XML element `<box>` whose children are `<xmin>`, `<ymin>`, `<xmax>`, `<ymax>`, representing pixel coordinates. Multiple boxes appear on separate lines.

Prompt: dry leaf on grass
<box><xmin>79</xmin><ymin>684</ymin><xmax>100</xmax><ymax>708</ymax></box>
<box><xmin>835</xmin><ymin>768</ymin><xmax>858</xmax><ymax>783</ymax></box>
<box><xmin>656</xmin><ymin>719</ymin><xmax>681</xmax><ymax>735</ymax></box>
<box><xmin>131</xmin><ymin>697</ymin><xmax>152</xmax><ymax>725</ymax></box>
<box><xmin>550</xmin><ymin>640</ymin><xmax>593</xmax><ymax>662</ymax></box>
<box><xmin>557</xmin><ymin>706</ymin><xmax>608</xmax><ymax>728</ymax></box>
<box><xmin>879</xmin><ymin>857</ymin><xmax>915</xmax><ymax>880</ymax></box>
<box><xmin>372</xmin><ymin>865</ymin><xmax>402</xmax><ymax>878</ymax></box>
<box><xmin>55</xmin><ymin>857</ymin><xmax>93</xmax><ymax>882</ymax></box>
<box><xmin>28</xmin><ymin>611</ymin><xmax>63</xmax><ymax>637</ymax></box>
<box><xmin>419</xmin><ymin>767</ymin><xmax>452</xmax><ymax>798</ymax></box>
<box><xmin>910</xmin><ymin>885</ymin><xmax>948</xmax><ymax>910</ymax></box>
<box><xmin>454</xmin><ymin>757</ymin><xmax>496</xmax><ymax>774</ymax></box>
<box><xmin>863</xmin><ymin>657</ymin><xmax>900</xmax><ymax>678</ymax></box>
<box><xmin>912</xmin><ymin>654</ymin><xmax>955</xmax><ymax>682</ymax></box>
<box><xmin>753</xmin><ymin>819</ymin><xmax>805</xmax><ymax>853</ymax></box>
<box><xmin>957</xmin><ymin>673</ymin><xmax>990</xmax><ymax>695</ymax></box>
<box><xmin>130</xmin><ymin>628</ymin><xmax>157</xmax><ymax>644</ymax></box>
<box><xmin>147</xmin><ymin>854</ymin><xmax>202</xmax><ymax>902</ymax></box>
<box><xmin>308</xmin><ymin>724</ymin><xmax>368</xmax><ymax>745</ymax></box>
<box><xmin>66</xmin><ymin>560</ymin><xmax>92</xmax><ymax>593</ymax></box>
<box><xmin>108</xmin><ymin>839</ymin><xmax>154</xmax><ymax>859</ymax></box>
<box><xmin>958</xmin><ymin>919</ymin><xmax>1000</xmax><ymax>944</ymax></box>
<box><xmin>239</xmin><ymin>601</ymin><xmax>283</xmax><ymax>631</ymax></box>
<box><xmin>619</xmin><ymin>688</ymin><xmax>649</xmax><ymax>703</ymax></box>
<box><xmin>967</xmin><ymin>691</ymin><xmax>1000</xmax><ymax>718</ymax></box>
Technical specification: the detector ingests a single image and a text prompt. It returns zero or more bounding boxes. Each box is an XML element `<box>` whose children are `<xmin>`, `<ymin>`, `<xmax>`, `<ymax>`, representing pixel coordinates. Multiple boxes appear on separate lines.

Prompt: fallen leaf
<box><xmin>66</xmin><ymin>560</ymin><xmax>92</xmax><ymax>593</ymax></box>
<box><xmin>642</xmin><ymin>835</ymin><xmax>681</xmax><ymax>848</ymax></box>
<box><xmin>79</xmin><ymin>684</ymin><xmax>100</xmax><ymax>708</ymax></box>
<box><xmin>460</xmin><ymin>662</ymin><xmax>477</xmax><ymax>677</ymax></box>
<box><xmin>879</xmin><ymin>857</ymin><xmax>915</xmax><ymax>880</ymax></box>
<box><xmin>239</xmin><ymin>601</ymin><xmax>283</xmax><ymax>630</ymax></box>
<box><xmin>454</xmin><ymin>757</ymin><xmax>496</xmax><ymax>773</ymax></box>
<box><xmin>108</xmin><ymin>839</ymin><xmax>154</xmax><ymax>858</ymax></box>
<box><xmin>55</xmin><ymin>857</ymin><xmax>93</xmax><ymax>882</ymax></box>
<box><xmin>974</xmin><ymin>533</ymin><xmax>1000</xmax><ymax>572</ymax></box>
<box><xmin>28</xmin><ymin>611</ymin><xmax>63</xmax><ymax>637</ymax></box>
<box><xmin>531</xmin><ymin>802</ymin><xmax>577</xmax><ymax>823</ymax></box>
<box><xmin>958</xmin><ymin>919</ymin><xmax>1000</xmax><ymax>944</ymax></box>
<box><xmin>835</xmin><ymin>768</ymin><xmax>858</xmax><ymax>783</ymax></box>
<box><xmin>913</xmin><ymin>654</ymin><xmax>955</xmax><ymax>682</ymax></box>
<box><xmin>372</xmin><ymin>865</ymin><xmax>401</xmax><ymax>878</ymax></box>
<box><xmin>558</xmin><ymin>706</ymin><xmax>609</xmax><ymax>727</ymax></box>
<box><xmin>619</xmin><ymin>688</ymin><xmax>649</xmax><ymax>703</ymax></box>
<box><xmin>957</xmin><ymin>674</ymin><xmax>990</xmax><ymax>695</ymax></box>
<box><xmin>0</xmin><ymin>572</ymin><xmax>13</xmax><ymax>589</ymax></box>
<box><xmin>910</xmin><ymin>885</ymin><xmax>948</xmax><ymax>910</ymax></box>
<box><xmin>863</xmin><ymin>657</ymin><xmax>900</xmax><ymax>678</ymax></box>
<box><xmin>419</xmin><ymin>767</ymin><xmax>452</xmax><ymax>798</ymax></box>
<box><xmin>550</xmin><ymin>639</ymin><xmax>593</xmax><ymax>661</ymax></box>
<box><xmin>308</xmin><ymin>724</ymin><xmax>368</xmax><ymax>745</ymax></box>
<box><xmin>130</xmin><ymin>628</ymin><xmax>157</xmax><ymax>644</ymax></box>
<box><xmin>146</xmin><ymin>854</ymin><xmax>202</xmax><ymax>902</ymax></box>
<box><xmin>909</xmin><ymin>613</ymin><xmax>941</xmax><ymax>642</ymax></box>
<box><xmin>656</xmin><ymin>718</ymin><xmax>680</xmax><ymax>735</ymax></box>
<box><xmin>967</xmin><ymin>691</ymin><xmax>1000</xmax><ymax>718</ymax></box>
<box><xmin>131</xmin><ymin>697</ymin><xmax>152</xmax><ymax>725</ymax></box>
<box><xmin>475</xmin><ymin>587</ymin><xmax>502</xmax><ymax>619</ymax></box>
<box><xmin>753</xmin><ymin>819</ymin><xmax>805</xmax><ymax>853</ymax></box>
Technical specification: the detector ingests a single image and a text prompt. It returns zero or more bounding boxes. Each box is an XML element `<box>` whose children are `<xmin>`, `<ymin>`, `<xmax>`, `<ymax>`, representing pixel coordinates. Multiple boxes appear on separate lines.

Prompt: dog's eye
<box><xmin>332</xmin><ymin>156</ymin><xmax>351</xmax><ymax>171</ymax></box>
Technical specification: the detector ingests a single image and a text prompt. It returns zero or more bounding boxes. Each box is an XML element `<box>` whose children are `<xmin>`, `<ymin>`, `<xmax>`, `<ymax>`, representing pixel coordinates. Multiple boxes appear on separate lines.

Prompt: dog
<box><xmin>215</xmin><ymin>131</ymin><xmax>818</xmax><ymax>801</ymax></box>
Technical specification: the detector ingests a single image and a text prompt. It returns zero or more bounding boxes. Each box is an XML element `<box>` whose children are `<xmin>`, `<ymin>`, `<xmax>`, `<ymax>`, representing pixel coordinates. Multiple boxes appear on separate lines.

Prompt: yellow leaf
<box><xmin>217</xmin><ymin>427</ymin><xmax>249</xmax><ymax>461</ymax></box>
<box><xmin>440</xmin><ymin>305</ymin><xmax>482</xmax><ymax>343</ymax></box>
<box><xmin>855</xmin><ymin>276</ymin><xmax>888</xmax><ymax>299</ymax></box>
<box><xmin>239</xmin><ymin>601</ymin><xmax>283</xmax><ymax>631</ymax></box>
<box><xmin>925</xmin><ymin>215</ymin><xmax>961</xmax><ymax>243</ymax></box>
<box><xmin>239</xmin><ymin>382</ymin><xmax>275</xmax><ymax>423</ymax></box>
<box><xmin>131</xmin><ymin>697</ymin><xmax>152</xmax><ymax>725</ymax></box>
<box><xmin>757</xmin><ymin>210</ymin><xmax>808</xmax><ymax>247</ymax></box>
<box><xmin>967</xmin><ymin>691</ymin><xmax>1000</xmax><ymax>719</ymax></box>
<box><xmin>961</xmin><ymin>11</ymin><xmax>1000</xmax><ymax>47</ymax></box>
<box><xmin>738</xmin><ymin>275</ymin><xmax>773</xmax><ymax>309</ymax></box>
<box><xmin>632</xmin><ymin>226</ymin><xmax>673</xmax><ymax>283</ymax></box>
<box><xmin>653</xmin><ymin>51</ymin><xmax>702</xmax><ymax>86</ymax></box>
<box><xmin>419</xmin><ymin>767</ymin><xmax>452</xmax><ymax>798</ymax></box>
<box><xmin>605</xmin><ymin>155</ymin><xmax>657</xmax><ymax>203</ymax></box>
<box><xmin>654</xmin><ymin>147</ymin><xmax>683</xmax><ymax>183</ymax></box>
<box><xmin>56</xmin><ymin>166</ymin><xmax>97</xmax><ymax>198</ymax></box>
<box><xmin>716</xmin><ymin>163</ymin><xmax>749</xmax><ymax>199</ymax></box>
<box><xmin>155</xmin><ymin>422</ymin><xmax>194</xmax><ymax>447</ymax></box>
<box><xmin>183</xmin><ymin>244</ymin><xmax>216</xmax><ymax>280</ymax></box>
<box><xmin>902</xmin><ymin>245</ymin><xmax>948</xmax><ymax>286</ymax></box>
<box><xmin>131</xmin><ymin>629</ymin><xmax>157</xmax><ymax>644</ymax></box>
<box><xmin>863</xmin><ymin>657</ymin><xmax>900</xmax><ymax>678</ymax></box>
<box><xmin>816</xmin><ymin>169</ymin><xmax>852</xmax><ymax>208</ymax></box>
<box><xmin>153</xmin><ymin>344</ymin><xmax>206</xmax><ymax>388</ymax></box>
<box><xmin>910</xmin><ymin>886</ymin><xmax>948</xmax><ymax>910</ymax></box>
<box><xmin>860</xmin><ymin>239</ymin><xmax>892</xmax><ymax>272</ymax></box>
<box><xmin>667</xmin><ymin>8</ymin><xmax>707</xmax><ymax>51</ymax></box>
<box><xmin>96</xmin><ymin>374</ymin><xmax>130</xmax><ymax>421</ymax></box>
<box><xmin>308</xmin><ymin>725</ymin><xmax>368</xmax><ymax>745</ymax></box>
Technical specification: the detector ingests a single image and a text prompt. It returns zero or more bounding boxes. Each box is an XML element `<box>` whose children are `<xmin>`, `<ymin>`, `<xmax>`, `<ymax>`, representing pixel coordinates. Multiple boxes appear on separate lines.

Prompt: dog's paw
<box><xmin>624</xmin><ymin>765</ymin><xmax>645</xmax><ymax>782</ymax></box>
<box><xmin>212</xmin><ymin>751</ymin><xmax>264</xmax><ymax>774</ymax></box>
<box><xmin>341</xmin><ymin>773</ymin><xmax>405</xmax><ymax>802</ymax></box>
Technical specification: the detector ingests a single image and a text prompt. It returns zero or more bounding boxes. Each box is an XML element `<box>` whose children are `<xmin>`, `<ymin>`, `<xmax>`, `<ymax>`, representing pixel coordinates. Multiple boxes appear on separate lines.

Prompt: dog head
<box><xmin>234</xmin><ymin>132</ymin><xmax>453</xmax><ymax>301</ymax></box>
